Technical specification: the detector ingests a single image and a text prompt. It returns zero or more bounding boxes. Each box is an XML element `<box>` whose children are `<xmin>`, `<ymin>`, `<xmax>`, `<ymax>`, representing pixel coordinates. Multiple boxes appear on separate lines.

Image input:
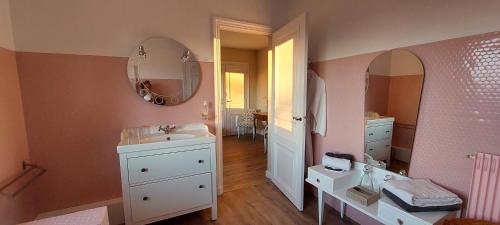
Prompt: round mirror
<box><xmin>127</xmin><ymin>37</ymin><xmax>201</xmax><ymax>106</ymax></box>
<box><xmin>364</xmin><ymin>49</ymin><xmax>425</xmax><ymax>174</ymax></box>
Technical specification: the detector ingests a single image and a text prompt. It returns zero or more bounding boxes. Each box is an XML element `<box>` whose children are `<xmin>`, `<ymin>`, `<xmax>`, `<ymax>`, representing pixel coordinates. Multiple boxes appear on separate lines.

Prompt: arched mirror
<box><xmin>127</xmin><ymin>37</ymin><xmax>201</xmax><ymax>106</ymax></box>
<box><xmin>364</xmin><ymin>49</ymin><xmax>425</xmax><ymax>175</ymax></box>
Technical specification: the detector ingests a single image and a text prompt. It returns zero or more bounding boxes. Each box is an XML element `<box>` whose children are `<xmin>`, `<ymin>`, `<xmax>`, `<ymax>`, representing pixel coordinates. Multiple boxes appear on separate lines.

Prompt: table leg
<box><xmin>318</xmin><ymin>189</ymin><xmax>324</xmax><ymax>225</ymax></box>
<box><xmin>253</xmin><ymin>118</ymin><xmax>257</xmax><ymax>141</ymax></box>
<box><xmin>340</xmin><ymin>201</ymin><xmax>345</xmax><ymax>219</ymax></box>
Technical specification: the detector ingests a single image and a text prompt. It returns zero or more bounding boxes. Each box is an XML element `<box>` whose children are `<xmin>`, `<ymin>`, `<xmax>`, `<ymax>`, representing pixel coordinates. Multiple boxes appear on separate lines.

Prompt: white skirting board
<box><xmin>391</xmin><ymin>146</ymin><xmax>412</xmax><ymax>163</ymax></box>
<box><xmin>36</xmin><ymin>198</ymin><xmax>124</xmax><ymax>225</ymax></box>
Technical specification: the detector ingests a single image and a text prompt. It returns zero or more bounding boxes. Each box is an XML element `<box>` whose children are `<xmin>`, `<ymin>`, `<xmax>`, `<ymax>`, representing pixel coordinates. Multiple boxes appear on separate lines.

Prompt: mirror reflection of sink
<box><xmin>141</xmin><ymin>133</ymin><xmax>197</xmax><ymax>143</ymax></box>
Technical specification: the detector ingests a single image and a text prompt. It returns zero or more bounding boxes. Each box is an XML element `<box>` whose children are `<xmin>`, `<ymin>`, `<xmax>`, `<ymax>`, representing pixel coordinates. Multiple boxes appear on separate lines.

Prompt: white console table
<box><xmin>306</xmin><ymin>163</ymin><xmax>460</xmax><ymax>225</ymax></box>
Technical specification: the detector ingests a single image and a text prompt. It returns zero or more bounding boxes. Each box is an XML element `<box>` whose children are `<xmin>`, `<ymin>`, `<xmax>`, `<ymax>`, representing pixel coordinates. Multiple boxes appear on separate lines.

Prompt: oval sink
<box><xmin>141</xmin><ymin>133</ymin><xmax>197</xmax><ymax>143</ymax></box>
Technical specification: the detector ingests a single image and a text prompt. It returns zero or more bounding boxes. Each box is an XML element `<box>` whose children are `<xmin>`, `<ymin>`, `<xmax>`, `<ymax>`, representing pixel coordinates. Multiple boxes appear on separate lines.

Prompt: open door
<box><xmin>269</xmin><ymin>13</ymin><xmax>308</xmax><ymax>211</ymax></box>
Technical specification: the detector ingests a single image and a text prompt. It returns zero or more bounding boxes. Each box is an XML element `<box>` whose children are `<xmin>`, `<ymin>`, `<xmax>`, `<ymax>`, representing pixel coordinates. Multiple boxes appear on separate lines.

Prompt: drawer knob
<box><xmin>397</xmin><ymin>218</ymin><xmax>404</xmax><ymax>225</ymax></box>
<box><xmin>199</xmin><ymin>185</ymin><xmax>205</xmax><ymax>188</ymax></box>
<box><xmin>142</xmin><ymin>196</ymin><xmax>149</xmax><ymax>201</ymax></box>
<box><xmin>386</xmin><ymin>130</ymin><xmax>390</xmax><ymax>133</ymax></box>
<box><xmin>140</xmin><ymin>168</ymin><xmax>148</xmax><ymax>172</ymax></box>
<box><xmin>369</xmin><ymin>148</ymin><xmax>373</xmax><ymax>151</ymax></box>
<box><xmin>316</xmin><ymin>178</ymin><xmax>320</xmax><ymax>183</ymax></box>
<box><xmin>369</xmin><ymin>133</ymin><xmax>374</xmax><ymax>136</ymax></box>
<box><xmin>198</xmin><ymin>160</ymin><xmax>204</xmax><ymax>163</ymax></box>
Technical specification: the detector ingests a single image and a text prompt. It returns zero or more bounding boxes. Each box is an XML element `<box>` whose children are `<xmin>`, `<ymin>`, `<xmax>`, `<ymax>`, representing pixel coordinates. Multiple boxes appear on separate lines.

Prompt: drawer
<box><xmin>365</xmin><ymin>139</ymin><xmax>391</xmax><ymax>161</ymax></box>
<box><xmin>128</xmin><ymin>148</ymin><xmax>211</xmax><ymax>185</ymax></box>
<box><xmin>376</xmin><ymin>124</ymin><xmax>393</xmax><ymax>140</ymax></box>
<box><xmin>365</xmin><ymin>126</ymin><xmax>378</xmax><ymax>141</ymax></box>
<box><xmin>379</xmin><ymin>198</ymin><xmax>428</xmax><ymax>225</ymax></box>
<box><xmin>366</xmin><ymin>124</ymin><xmax>393</xmax><ymax>141</ymax></box>
<box><xmin>307</xmin><ymin>168</ymin><xmax>334</xmax><ymax>193</ymax></box>
<box><xmin>129</xmin><ymin>173</ymin><xmax>213</xmax><ymax>223</ymax></box>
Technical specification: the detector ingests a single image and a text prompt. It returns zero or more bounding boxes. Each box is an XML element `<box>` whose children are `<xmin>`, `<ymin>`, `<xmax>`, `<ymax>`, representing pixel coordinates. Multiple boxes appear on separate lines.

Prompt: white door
<box><xmin>222</xmin><ymin>62</ymin><xmax>249</xmax><ymax>136</ymax></box>
<box><xmin>269</xmin><ymin>13</ymin><xmax>308</xmax><ymax>210</ymax></box>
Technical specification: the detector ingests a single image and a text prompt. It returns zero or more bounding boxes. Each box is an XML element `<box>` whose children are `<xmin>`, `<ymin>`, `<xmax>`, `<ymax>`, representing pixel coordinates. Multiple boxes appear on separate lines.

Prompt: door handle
<box><xmin>292</xmin><ymin>116</ymin><xmax>303</xmax><ymax>121</ymax></box>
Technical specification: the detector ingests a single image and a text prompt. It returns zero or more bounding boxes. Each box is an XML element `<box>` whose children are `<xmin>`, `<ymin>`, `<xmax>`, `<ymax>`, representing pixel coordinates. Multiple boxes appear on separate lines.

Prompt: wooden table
<box><xmin>253</xmin><ymin>112</ymin><xmax>268</xmax><ymax>141</ymax></box>
<box><xmin>253</xmin><ymin>112</ymin><xmax>268</xmax><ymax>127</ymax></box>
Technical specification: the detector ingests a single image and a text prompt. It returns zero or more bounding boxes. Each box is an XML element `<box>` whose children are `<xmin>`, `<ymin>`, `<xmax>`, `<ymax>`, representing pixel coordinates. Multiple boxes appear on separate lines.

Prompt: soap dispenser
<box><xmin>201</xmin><ymin>100</ymin><xmax>209</xmax><ymax>120</ymax></box>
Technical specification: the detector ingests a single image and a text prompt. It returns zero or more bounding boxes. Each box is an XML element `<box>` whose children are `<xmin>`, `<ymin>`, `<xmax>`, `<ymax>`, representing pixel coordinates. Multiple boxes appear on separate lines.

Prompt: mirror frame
<box><xmin>363</xmin><ymin>49</ymin><xmax>426</xmax><ymax>175</ymax></box>
<box><xmin>127</xmin><ymin>37</ymin><xmax>202</xmax><ymax>106</ymax></box>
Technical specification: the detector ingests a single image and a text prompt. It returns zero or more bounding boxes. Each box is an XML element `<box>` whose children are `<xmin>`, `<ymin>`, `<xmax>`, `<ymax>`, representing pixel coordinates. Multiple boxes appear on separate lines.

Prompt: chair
<box><xmin>236</xmin><ymin>109</ymin><xmax>256</xmax><ymax>139</ymax></box>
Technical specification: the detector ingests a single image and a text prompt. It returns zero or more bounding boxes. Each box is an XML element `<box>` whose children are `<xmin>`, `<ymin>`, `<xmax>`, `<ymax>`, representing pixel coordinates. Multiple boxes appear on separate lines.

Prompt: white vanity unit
<box><xmin>306</xmin><ymin>163</ymin><xmax>459</xmax><ymax>225</ymax></box>
<box><xmin>117</xmin><ymin>123</ymin><xmax>217</xmax><ymax>225</ymax></box>
<box><xmin>365</xmin><ymin>117</ymin><xmax>395</xmax><ymax>164</ymax></box>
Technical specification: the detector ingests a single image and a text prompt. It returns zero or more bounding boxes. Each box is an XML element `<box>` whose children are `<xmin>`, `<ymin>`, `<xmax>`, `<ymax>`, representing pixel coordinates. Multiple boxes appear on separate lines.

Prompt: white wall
<box><xmin>10</xmin><ymin>0</ymin><xmax>288</xmax><ymax>60</ymax></box>
<box><xmin>256</xmin><ymin>48</ymin><xmax>268</xmax><ymax>111</ymax></box>
<box><xmin>287</xmin><ymin>0</ymin><xmax>500</xmax><ymax>61</ymax></box>
<box><xmin>0</xmin><ymin>0</ymin><xmax>15</xmax><ymax>49</ymax></box>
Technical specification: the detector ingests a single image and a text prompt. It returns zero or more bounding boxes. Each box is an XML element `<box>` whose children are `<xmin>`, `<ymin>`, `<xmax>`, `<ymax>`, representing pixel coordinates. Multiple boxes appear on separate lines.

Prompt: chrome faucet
<box><xmin>158</xmin><ymin>125</ymin><xmax>176</xmax><ymax>134</ymax></box>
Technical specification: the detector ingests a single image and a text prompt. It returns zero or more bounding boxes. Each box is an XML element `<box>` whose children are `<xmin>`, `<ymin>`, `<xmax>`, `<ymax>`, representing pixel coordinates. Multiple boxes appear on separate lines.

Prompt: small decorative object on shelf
<box><xmin>346</xmin><ymin>185</ymin><xmax>380</xmax><ymax>206</ymax></box>
<box><xmin>360</xmin><ymin>164</ymin><xmax>375</xmax><ymax>191</ymax></box>
<box><xmin>202</xmin><ymin>100</ymin><xmax>209</xmax><ymax>120</ymax></box>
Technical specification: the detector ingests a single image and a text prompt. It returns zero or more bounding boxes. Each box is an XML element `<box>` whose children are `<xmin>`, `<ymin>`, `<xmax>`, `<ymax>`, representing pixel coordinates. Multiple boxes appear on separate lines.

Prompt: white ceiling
<box><xmin>220</xmin><ymin>30</ymin><xmax>269</xmax><ymax>50</ymax></box>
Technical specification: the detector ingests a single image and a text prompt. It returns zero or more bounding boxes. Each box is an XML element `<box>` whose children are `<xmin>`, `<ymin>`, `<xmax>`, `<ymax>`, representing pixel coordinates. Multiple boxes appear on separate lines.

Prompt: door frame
<box><xmin>221</xmin><ymin>61</ymin><xmax>250</xmax><ymax>136</ymax></box>
<box><xmin>213</xmin><ymin>17</ymin><xmax>272</xmax><ymax>194</ymax></box>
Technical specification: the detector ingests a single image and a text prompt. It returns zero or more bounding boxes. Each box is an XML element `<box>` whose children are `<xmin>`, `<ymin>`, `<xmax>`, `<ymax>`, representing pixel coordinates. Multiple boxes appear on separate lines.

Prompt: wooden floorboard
<box><xmin>151</xmin><ymin>135</ymin><xmax>358</xmax><ymax>225</ymax></box>
<box><xmin>223</xmin><ymin>135</ymin><xmax>268</xmax><ymax>192</ymax></box>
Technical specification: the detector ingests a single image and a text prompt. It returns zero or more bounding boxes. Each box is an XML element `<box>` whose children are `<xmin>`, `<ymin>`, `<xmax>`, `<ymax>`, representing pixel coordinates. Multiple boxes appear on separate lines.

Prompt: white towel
<box><xmin>321</xmin><ymin>155</ymin><xmax>351</xmax><ymax>171</ymax></box>
<box><xmin>383</xmin><ymin>179</ymin><xmax>463</xmax><ymax>207</ymax></box>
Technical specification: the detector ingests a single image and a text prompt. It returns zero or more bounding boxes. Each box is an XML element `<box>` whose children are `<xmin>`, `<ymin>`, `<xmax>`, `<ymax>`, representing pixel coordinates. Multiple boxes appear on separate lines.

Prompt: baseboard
<box><xmin>36</xmin><ymin>198</ymin><xmax>125</xmax><ymax>225</ymax></box>
<box><xmin>265</xmin><ymin>170</ymin><xmax>272</xmax><ymax>179</ymax></box>
<box><xmin>392</xmin><ymin>146</ymin><xmax>412</xmax><ymax>163</ymax></box>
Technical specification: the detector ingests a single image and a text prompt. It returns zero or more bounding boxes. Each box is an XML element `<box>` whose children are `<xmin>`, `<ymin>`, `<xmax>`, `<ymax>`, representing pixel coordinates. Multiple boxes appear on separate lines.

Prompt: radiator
<box><xmin>466</xmin><ymin>152</ymin><xmax>500</xmax><ymax>223</ymax></box>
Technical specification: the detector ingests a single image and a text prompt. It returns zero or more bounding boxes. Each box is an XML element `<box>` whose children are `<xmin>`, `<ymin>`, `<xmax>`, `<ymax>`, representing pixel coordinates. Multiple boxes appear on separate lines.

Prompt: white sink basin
<box><xmin>140</xmin><ymin>133</ymin><xmax>197</xmax><ymax>143</ymax></box>
<box><xmin>117</xmin><ymin>123</ymin><xmax>214</xmax><ymax>153</ymax></box>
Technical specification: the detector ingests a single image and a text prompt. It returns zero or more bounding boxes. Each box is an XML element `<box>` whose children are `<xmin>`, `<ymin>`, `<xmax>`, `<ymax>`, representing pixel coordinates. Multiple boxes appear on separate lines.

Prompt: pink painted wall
<box><xmin>0</xmin><ymin>47</ymin><xmax>38</xmax><ymax>224</ymax></box>
<box><xmin>311</xmin><ymin>31</ymin><xmax>500</xmax><ymax>223</ymax></box>
<box><xmin>365</xmin><ymin>75</ymin><xmax>390</xmax><ymax>116</ymax></box>
<box><xmin>16</xmin><ymin>52</ymin><xmax>215</xmax><ymax>213</ymax></box>
<box><xmin>148</xmin><ymin>79</ymin><xmax>183</xmax><ymax>98</ymax></box>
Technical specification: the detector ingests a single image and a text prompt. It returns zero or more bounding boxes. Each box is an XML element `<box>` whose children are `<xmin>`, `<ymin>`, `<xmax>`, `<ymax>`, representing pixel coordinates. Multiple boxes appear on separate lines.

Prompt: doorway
<box><xmin>219</xmin><ymin>30</ymin><xmax>271</xmax><ymax>192</ymax></box>
<box><xmin>213</xmin><ymin>15</ymin><xmax>308</xmax><ymax>211</ymax></box>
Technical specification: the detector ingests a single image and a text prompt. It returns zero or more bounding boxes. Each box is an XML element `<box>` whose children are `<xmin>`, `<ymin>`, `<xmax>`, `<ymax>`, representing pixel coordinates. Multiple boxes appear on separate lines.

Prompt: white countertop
<box><xmin>117</xmin><ymin>123</ymin><xmax>215</xmax><ymax>154</ymax></box>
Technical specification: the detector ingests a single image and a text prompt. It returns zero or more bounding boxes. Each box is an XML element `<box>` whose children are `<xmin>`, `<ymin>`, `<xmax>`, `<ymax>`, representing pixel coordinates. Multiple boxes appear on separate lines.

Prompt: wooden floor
<box><xmin>387</xmin><ymin>159</ymin><xmax>409</xmax><ymax>174</ymax></box>
<box><xmin>223</xmin><ymin>135</ymin><xmax>268</xmax><ymax>192</ymax></box>
<box><xmin>152</xmin><ymin>135</ymin><xmax>356</xmax><ymax>225</ymax></box>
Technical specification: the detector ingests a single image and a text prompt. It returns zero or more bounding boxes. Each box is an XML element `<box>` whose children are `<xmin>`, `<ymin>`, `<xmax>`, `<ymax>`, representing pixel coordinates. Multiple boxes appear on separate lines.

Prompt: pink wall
<box><xmin>0</xmin><ymin>47</ymin><xmax>38</xmax><ymax>224</ymax></box>
<box><xmin>16</xmin><ymin>52</ymin><xmax>215</xmax><ymax>213</ymax></box>
<box><xmin>312</xmin><ymin>31</ymin><xmax>500</xmax><ymax>223</ymax></box>
<box><xmin>365</xmin><ymin>75</ymin><xmax>390</xmax><ymax>115</ymax></box>
<box><xmin>387</xmin><ymin>75</ymin><xmax>424</xmax><ymax>126</ymax></box>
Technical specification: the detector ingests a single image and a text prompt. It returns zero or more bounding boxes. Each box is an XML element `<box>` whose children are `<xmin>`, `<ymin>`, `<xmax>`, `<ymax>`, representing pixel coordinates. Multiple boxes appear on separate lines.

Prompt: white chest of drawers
<box><xmin>365</xmin><ymin>117</ymin><xmax>395</xmax><ymax>164</ymax></box>
<box><xmin>117</xmin><ymin>124</ymin><xmax>217</xmax><ymax>225</ymax></box>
